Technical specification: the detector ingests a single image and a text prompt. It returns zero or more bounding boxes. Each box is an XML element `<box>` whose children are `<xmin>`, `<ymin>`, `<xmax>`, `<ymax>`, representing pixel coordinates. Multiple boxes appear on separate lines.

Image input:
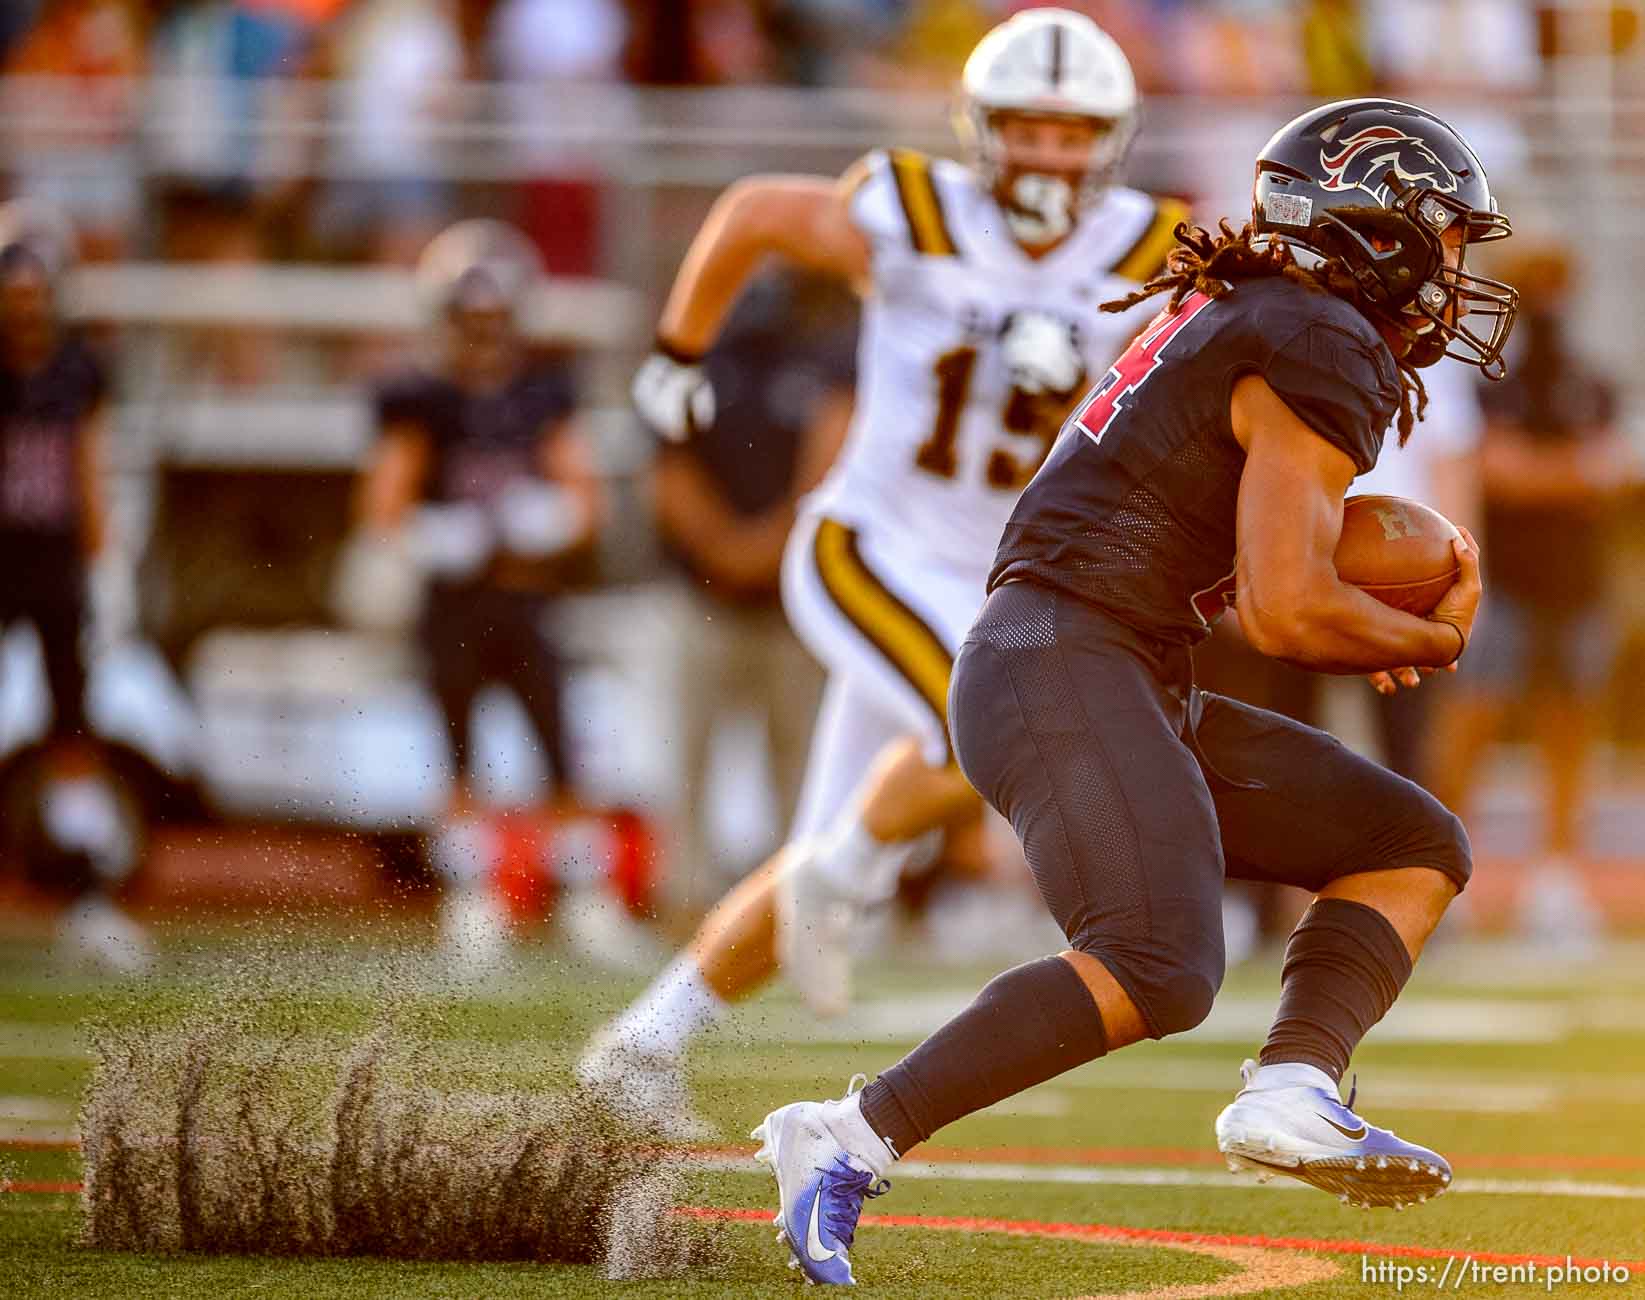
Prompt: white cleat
<box><xmin>55</xmin><ymin>896</ymin><xmax>153</xmax><ymax>976</ymax></box>
<box><xmin>753</xmin><ymin>1078</ymin><xmax>892</xmax><ymax>1285</ymax></box>
<box><xmin>557</xmin><ymin>891</ymin><xmax>667</xmax><ymax>975</ymax></box>
<box><xmin>1215</xmin><ymin>1059</ymin><xmax>1451</xmax><ymax>1209</ymax></box>
<box><xmin>575</xmin><ymin>1024</ymin><xmax>714</xmax><ymax>1142</ymax></box>
<box><xmin>774</xmin><ymin>841</ymin><xmax>860</xmax><ymax>1019</ymax></box>
<box><xmin>437</xmin><ymin>889</ymin><xmax>512</xmax><ymax>977</ymax></box>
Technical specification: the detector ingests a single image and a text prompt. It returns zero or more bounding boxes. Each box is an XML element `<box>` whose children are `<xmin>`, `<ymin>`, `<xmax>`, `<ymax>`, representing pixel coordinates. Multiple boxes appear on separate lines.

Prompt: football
<box><xmin>1334</xmin><ymin>494</ymin><xmax>1462</xmax><ymax>615</ymax></box>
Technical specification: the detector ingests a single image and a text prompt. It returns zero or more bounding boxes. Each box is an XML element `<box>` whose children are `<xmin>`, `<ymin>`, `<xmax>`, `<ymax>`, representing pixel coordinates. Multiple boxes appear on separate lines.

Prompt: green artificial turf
<box><xmin>2</xmin><ymin>930</ymin><xmax>1642</xmax><ymax>1297</ymax></box>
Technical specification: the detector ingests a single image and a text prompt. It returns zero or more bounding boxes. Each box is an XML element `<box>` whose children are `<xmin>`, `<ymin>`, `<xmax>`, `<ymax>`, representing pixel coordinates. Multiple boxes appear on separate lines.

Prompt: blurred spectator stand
<box><xmin>2</xmin><ymin>0</ymin><xmax>146</xmax><ymax>260</ymax></box>
<box><xmin>1427</xmin><ymin>246</ymin><xmax>1642</xmax><ymax>943</ymax></box>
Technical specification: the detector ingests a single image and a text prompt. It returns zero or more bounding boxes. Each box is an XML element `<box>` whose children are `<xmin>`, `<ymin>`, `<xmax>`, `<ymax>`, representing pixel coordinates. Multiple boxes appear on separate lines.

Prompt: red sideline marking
<box><xmin>10</xmin><ymin>1135</ymin><xmax>1645</xmax><ymax>1174</ymax></box>
<box><xmin>675</xmin><ymin>1207</ymin><xmax>1645</xmax><ymax>1273</ymax></box>
<box><xmin>8</xmin><ymin>1190</ymin><xmax>1641</xmax><ymax>1275</ymax></box>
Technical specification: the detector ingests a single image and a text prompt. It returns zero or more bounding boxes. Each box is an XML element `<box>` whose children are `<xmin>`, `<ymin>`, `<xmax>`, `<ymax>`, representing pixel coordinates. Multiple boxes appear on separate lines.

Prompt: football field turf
<box><xmin>2</xmin><ymin>929</ymin><xmax>1643</xmax><ymax>1298</ymax></box>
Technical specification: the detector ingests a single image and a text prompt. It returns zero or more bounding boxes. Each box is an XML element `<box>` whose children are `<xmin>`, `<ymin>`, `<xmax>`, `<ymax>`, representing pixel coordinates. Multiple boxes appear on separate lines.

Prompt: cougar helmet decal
<box><xmin>1319</xmin><ymin>127</ymin><xmax>1459</xmax><ymax>206</ymax></box>
<box><xmin>1252</xmin><ymin>98</ymin><xmax>1518</xmax><ymax>376</ymax></box>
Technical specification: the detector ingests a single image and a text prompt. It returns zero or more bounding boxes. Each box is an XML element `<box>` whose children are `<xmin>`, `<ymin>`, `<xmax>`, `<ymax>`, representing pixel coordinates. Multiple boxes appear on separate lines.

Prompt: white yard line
<box><xmin>0</xmin><ymin>1024</ymin><xmax>85</xmax><ymax>1060</ymax></box>
<box><xmin>0</xmin><ymin>1096</ymin><xmax>72</xmax><ymax>1122</ymax></box>
<box><xmin>751</xmin><ymin>994</ymin><xmax>1574</xmax><ymax>1047</ymax></box>
<box><xmin>2</xmin><ymin>1010</ymin><xmax>1635</xmax><ymax>1115</ymax></box>
<box><xmin>689</xmin><ymin>1154</ymin><xmax>1645</xmax><ymax>1201</ymax></box>
<box><xmin>699</xmin><ymin>1051</ymin><xmax>1638</xmax><ymax>1112</ymax></box>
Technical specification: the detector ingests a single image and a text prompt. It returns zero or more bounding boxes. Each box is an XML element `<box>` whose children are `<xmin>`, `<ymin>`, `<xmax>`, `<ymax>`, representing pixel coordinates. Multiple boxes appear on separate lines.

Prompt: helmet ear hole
<box><xmin>1318</xmin><ymin>208</ymin><xmax>1442</xmax><ymax>311</ymax></box>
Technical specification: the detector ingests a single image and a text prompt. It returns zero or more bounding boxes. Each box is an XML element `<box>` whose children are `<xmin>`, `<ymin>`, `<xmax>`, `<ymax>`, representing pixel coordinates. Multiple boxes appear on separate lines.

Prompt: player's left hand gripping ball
<box><xmin>632</xmin><ymin>344</ymin><xmax>716</xmax><ymax>442</ymax></box>
<box><xmin>1000</xmin><ymin>310</ymin><xmax>1084</xmax><ymax>397</ymax></box>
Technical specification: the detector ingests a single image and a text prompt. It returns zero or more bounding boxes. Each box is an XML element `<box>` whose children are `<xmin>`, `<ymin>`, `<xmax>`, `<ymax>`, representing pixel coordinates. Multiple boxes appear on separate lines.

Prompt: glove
<box><xmin>85</xmin><ymin>548</ymin><xmax>138</xmax><ymax>657</ymax></box>
<box><xmin>1000</xmin><ymin>310</ymin><xmax>1085</xmax><ymax>398</ymax></box>
<box><xmin>494</xmin><ymin>479</ymin><xmax>587</xmax><ymax>558</ymax></box>
<box><xmin>331</xmin><ymin>529</ymin><xmax>424</xmax><ymax>632</ymax></box>
<box><xmin>632</xmin><ymin>342</ymin><xmax>715</xmax><ymax>442</ymax></box>
<box><xmin>408</xmin><ymin>502</ymin><xmax>494</xmax><ymax>580</ymax></box>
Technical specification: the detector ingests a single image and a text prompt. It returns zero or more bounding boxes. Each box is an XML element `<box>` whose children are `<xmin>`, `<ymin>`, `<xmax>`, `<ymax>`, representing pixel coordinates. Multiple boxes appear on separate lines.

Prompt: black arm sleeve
<box><xmin>82</xmin><ymin>348</ymin><xmax>109</xmax><ymax>410</ymax></box>
<box><xmin>522</xmin><ymin>365</ymin><xmax>577</xmax><ymax>429</ymax></box>
<box><xmin>375</xmin><ymin>371</ymin><xmax>434</xmax><ymax>431</ymax></box>
<box><xmin>374</xmin><ymin>371</ymin><xmax>436</xmax><ymax>431</ymax></box>
<box><xmin>1264</xmin><ymin>321</ymin><xmax>1400</xmax><ymax>475</ymax></box>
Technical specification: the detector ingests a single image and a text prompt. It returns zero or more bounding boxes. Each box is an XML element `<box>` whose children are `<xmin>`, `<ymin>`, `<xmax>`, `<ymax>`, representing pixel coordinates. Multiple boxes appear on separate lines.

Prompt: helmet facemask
<box><xmin>1312</xmin><ymin>179</ymin><xmax>1517</xmax><ymax>375</ymax></box>
<box><xmin>964</xmin><ymin>106</ymin><xmax>1136</xmax><ymax>247</ymax></box>
<box><xmin>1396</xmin><ymin>186</ymin><xmax>1517</xmax><ymax>376</ymax></box>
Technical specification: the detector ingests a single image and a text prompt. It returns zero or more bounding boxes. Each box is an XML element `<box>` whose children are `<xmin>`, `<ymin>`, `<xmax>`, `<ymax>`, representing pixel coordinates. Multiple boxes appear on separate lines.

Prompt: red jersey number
<box><xmin>1075</xmin><ymin>291</ymin><xmax>1215</xmax><ymax>446</ymax></box>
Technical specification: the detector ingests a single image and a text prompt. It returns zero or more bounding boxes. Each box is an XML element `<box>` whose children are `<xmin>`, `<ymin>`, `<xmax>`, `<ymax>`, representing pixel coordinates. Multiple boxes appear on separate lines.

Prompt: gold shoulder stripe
<box><xmin>1114</xmin><ymin>197</ymin><xmax>1191</xmax><ymax>283</ymax></box>
<box><xmin>888</xmin><ymin>149</ymin><xmax>959</xmax><ymax>258</ymax></box>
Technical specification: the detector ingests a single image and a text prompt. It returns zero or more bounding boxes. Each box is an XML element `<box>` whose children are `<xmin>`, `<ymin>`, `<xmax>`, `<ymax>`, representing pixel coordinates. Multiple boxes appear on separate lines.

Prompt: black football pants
<box><xmin>422</xmin><ymin>583</ymin><xmax>572</xmax><ymax>793</ymax></box>
<box><xmin>949</xmin><ymin>580</ymin><xmax>1470</xmax><ymax>1039</ymax></box>
<box><xmin>0</xmin><ymin>585</ymin><xmax>88</xmax><ymax>737</ymax></box>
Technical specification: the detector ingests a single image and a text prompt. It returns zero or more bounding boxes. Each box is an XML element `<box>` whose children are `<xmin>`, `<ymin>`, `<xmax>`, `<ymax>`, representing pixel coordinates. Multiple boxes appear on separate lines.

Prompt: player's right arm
<box><xmin>1231</xmin><ymin>374</ymin><xmax>1480</xmax><ymax>675</ymax></box>
<box><xmin>356</xmin><ymin>419</ymin><xmax>430</xmax><ymax>533</ymax></box>
<box><xmin>634</xmin><ymin>167</ymin><xmax>872</xmax><ymax>441</ymax></box>
<box><xmin>659</xmin><ymin>171</ymin><xmax>872</xmax><ymax>353</ymax></box>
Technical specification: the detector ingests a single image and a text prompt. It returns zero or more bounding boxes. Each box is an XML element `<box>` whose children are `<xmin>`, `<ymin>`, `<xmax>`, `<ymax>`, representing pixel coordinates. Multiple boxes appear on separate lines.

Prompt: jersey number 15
<box><xmin>913</xmin><ymin>348</ymin><xmax>1078</xmax><ymax>490</ymax></box>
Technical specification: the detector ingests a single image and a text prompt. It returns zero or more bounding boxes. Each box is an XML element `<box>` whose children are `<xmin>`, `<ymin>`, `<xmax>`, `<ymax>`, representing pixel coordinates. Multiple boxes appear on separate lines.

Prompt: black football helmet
<box><xmin>1252</xmin><ymin>98</ymin><xmax>1518</xmax><ymax>376</ymax></box>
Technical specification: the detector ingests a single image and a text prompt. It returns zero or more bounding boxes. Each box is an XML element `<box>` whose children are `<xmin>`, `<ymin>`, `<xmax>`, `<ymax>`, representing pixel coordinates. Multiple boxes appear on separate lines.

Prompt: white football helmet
<box><xmin>415</xmin><ymin>218</ymin><xmax>543</xmax><ymax>318</ymax></box>
<box><xmin>0</xmin><ymin>198</ymin><xmax>76</xmax><ymax>289</ymax></box>
<box><xmin>955</xmin><ymin>8</ymin><xmax>1138</xmax><ymax>244</ymax></box>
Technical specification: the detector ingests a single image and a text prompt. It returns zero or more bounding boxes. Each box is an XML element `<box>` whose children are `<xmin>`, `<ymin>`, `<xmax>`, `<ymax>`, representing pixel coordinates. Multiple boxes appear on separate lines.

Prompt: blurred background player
<box><xmin>653</xmin><ymin>267</ymin><xmax>855</xmax><ymax>912</ymax></box>
<box><xmin>581</xmin><ymin>9</ymin><xmax>1187</xmax><ymax>1134</ymax></box>
<box><xmin>0</xmin><ymin>199</ymin><xmax>147</xmax><ymax>971</ymax></box>
<box><xmin>1427</xmin><ymin>246</ymin><xmax>1639</xmax><ymax>946</ymax></box>
<box><xmin>343</xmin><ymin>218</ymin><xmax>604</xmax><ymax>970</ymax></box>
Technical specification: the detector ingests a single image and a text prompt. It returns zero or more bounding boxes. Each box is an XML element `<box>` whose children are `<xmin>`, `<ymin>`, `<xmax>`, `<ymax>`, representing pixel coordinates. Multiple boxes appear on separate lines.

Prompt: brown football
<box><xmin>1335</xmin><ymin>494</ymin><xmax>1462</xmax><ymax>616</ymax></box>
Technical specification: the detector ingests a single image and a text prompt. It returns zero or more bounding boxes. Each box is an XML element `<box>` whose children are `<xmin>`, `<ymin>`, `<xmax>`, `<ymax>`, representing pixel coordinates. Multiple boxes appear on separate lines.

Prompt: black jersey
<box><xmin>0</xmin><ymin>335</ymin><xmax>106</xmax><ymax>543</ymax></box>
<box><xmin>990</xmin><ymin>276</ymin><xmax>1400</xmax><ymax>645</ymax></box>
<box><xmin>374</xmin><ymin>363</ymin><xmax>576</xmax><ymax>506</ymax></box>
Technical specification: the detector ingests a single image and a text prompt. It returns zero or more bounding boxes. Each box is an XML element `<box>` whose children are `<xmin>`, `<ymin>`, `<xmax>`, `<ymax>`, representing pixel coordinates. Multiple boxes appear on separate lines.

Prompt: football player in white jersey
<box><xmin>581</xmin><ymin>8</ymin><xmax>1188</xmax><ymax>1135</ymax></box>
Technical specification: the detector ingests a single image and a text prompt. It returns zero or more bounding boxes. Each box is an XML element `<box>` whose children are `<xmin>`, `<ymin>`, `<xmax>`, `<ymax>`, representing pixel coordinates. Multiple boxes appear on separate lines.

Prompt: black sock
<box><xmin>859</xmin><ymin>955</ymin><xmax>1106</xmax><ymax>1157</ymax></box>
<box><xmin>1259</xmin><ymin>897</ymin><xmax>1413</xmax><ymax>1082</ymax></box>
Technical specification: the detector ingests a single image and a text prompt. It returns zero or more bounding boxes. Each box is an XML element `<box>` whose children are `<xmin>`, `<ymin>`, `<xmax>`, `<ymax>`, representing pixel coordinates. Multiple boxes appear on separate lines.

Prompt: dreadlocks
<box><xmin>1103</xmin><ymin>220</ymin><xmax>1428</xmax><ymax>443</ymax></box>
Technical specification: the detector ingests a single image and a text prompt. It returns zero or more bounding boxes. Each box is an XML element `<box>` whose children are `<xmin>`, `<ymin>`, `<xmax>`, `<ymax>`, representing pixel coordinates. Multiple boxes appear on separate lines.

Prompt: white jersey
<box><xmin>807</xmin><ymin>148</ymin><xmax>1189</xmax><ymax>579</ymax></box>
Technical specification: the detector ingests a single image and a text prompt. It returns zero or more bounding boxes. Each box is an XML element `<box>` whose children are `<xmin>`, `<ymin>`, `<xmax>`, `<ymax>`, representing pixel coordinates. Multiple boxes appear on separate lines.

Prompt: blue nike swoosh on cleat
<box><xmin>1315</xmin><ymin>1112</ymin><xmax>1369</xmax><ymax>1140</ymax></box>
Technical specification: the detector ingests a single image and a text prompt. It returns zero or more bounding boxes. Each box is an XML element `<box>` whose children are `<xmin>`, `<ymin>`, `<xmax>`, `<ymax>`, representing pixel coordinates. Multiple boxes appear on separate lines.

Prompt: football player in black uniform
<box><xmin>349</xmin><ymin>220</ymin><xmax>603</xmax><ymax>964</ymax></box>
<box><xmin>751</xmin><ymin>99</ymin><xmax>1519</xmax><ymax>1284</ymax></box>
<box><xmin>0</xmin><ymin>201</ymin><xmax>152</xmax><ymax>972</ymax></box>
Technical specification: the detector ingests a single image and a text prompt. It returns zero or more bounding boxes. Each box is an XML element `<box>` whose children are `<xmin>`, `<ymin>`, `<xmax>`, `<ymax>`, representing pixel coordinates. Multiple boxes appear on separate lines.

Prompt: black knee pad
<box><xmin>1071</xmin><ymin>935</ymin><xmax>1224</xmax><ymax>1039</ymax></box>
<box><xmin>1146</xmin><ymin>966</ymin><xmax>1221</xmax><ymax>1036</ymax></box>
<box><xmin>1430</xmin><ymin>807</ymin><xmax>1473</xmax><ymax>891</ymax></box>
<box><xmin>1381</xmin><ymin>789</ymin><xmax>1472</xmax><ymax>893</ymax></box>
